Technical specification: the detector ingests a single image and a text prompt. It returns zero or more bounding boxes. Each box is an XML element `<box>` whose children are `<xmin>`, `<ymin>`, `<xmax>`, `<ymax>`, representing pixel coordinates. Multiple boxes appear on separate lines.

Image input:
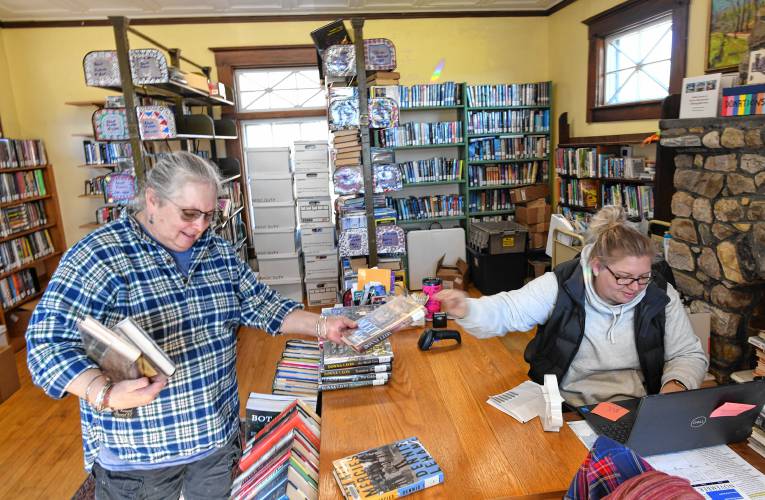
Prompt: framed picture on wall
<box><xmin>706</xmin><ymin>0</ymin><xmax>761</xmax><ymax>73</ymax></box>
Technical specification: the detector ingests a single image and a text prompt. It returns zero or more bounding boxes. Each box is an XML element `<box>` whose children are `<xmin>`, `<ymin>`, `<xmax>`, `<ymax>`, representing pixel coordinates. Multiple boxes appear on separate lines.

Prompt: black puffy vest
<box><xmin>523</xmin><ymin>257</ymin><xmax>670</xmax><ymax>395</ymax></box>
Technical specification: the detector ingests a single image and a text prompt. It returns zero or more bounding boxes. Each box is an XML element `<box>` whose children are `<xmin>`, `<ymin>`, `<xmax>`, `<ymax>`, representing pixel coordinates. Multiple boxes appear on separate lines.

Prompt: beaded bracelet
<box><xmin>315</xmin><ymin>316</ymin><xmax>328</xmax><ymax>340</ymax></box>
<box><xmin>83</xmin><ymin>373</ymin><xmax>105</xmax><ymax>405</ymax></box>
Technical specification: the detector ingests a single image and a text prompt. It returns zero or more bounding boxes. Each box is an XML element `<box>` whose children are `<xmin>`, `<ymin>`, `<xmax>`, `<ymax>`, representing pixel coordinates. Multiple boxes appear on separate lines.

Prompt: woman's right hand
<box><xmin>107</xmin><ymin>375</ymin><xmax>167</xmax><ymax>410</ymax></box>
<box><xmin>435</xmin><ymin>289</ymin><xmax>469</xmax><ymax>319</ymax></box>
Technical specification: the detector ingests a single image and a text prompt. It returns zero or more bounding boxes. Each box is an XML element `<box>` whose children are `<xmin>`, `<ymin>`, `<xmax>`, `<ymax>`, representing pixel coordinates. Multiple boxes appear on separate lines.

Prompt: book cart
<box><xmin>70</xmin><ymin>17</ymin><xmax>247</xmax><ymax>257</ymax></box>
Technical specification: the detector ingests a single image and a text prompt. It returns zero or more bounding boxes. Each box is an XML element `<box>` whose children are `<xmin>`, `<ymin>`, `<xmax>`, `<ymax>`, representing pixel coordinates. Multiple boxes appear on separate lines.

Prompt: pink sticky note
<box><xmin>710</xmin><ymin>402</ymin><xmax>756</xmax><ymax>418</ymax></box>
<box><xmin>591</xmin><ymin>402</ymin><xmax>630</xmax><ymax>422</ymax></box>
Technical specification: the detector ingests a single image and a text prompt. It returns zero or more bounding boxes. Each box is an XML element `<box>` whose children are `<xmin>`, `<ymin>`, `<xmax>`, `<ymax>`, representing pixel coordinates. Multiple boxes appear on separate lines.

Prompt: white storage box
<box><xmin>304</xmin><ymin>248</ymin><xmax>339</xmax><ymax>279</ymax></box>
<box><xmin>251</xmin><ymin>202</ymin><xmax>296</xmax><ymax>231</ymax></box>
<box><xmin>257</xmin><ymin>252</ymin><xmax>302</xmax><ymax>281</ymax></box>
<box><xmin>292</xmin><ymin>141</ymin><xmax>328</xmax><ymax>161</ymax></box>
<box><xmin>246</xmin><ymin>147</ymin><xmax>291</xmax><ymax>176</ymax></box>
<box><xmin>297</xmin><ymin>197</ymin><xmax>332</xmax><ymax>228</ymax></box>
<box><xmin>300</xmin><ymin>225</ymin><xmax>335</xmax><ymax>253</ymax></box>
<box><xmin>294</xmin><ymin>159</ymin><xmax>328</xmax><ymax>173</ymax></box>
<box><xmin>252</xmin><ymin>228</ymin><xmax>299</xmax><ymax>255</ymax></box>
<box><xmin>261</xmin><ymin>277</ymin><xmax>304</xmax><ymax>303</ymax></box>
<box><xmin>250</xmin><ymin>174</ymin><xmax>294</xmax><ymax>204</ymax></box>
<box><xmin>294</xmin><ymin>172</ymin><xmax>330</xmax><ymax>199</ymax></box>
<box><xmin>306</xmin><ymin>278</ymin><xmax>339</xmax><ymax>306</ymax></box>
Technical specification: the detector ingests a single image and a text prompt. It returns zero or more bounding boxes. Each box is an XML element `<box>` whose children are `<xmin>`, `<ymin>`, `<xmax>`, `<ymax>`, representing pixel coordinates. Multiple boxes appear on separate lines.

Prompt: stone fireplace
<box><xmin>659</xmin><ymin>116</ymin><xmax>765</xmax><ymax>381</ymax></box>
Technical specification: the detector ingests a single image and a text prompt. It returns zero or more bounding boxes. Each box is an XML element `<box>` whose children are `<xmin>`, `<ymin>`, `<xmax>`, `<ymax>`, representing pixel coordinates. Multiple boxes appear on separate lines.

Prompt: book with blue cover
<box><xmin>332</xmin><ymin>437</ymin><xmax>444</xmax><ymax>499</ymax></box>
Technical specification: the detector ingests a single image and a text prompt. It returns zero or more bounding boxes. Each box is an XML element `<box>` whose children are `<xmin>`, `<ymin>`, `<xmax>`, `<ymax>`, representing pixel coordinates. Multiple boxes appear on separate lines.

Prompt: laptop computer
<box><xmin>577</xmin><ymin>380</ymin><xmax>765</xmax><ymax>456</ymax></box>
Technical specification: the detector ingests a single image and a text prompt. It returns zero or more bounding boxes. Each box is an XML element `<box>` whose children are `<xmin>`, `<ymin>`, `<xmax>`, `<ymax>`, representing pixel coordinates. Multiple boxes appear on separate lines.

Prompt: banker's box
<box><xmin>251</xmin><ymin>202</ymin><xmax>296</xmax><ymax>231</ymax></box>
<box><xmin>246</xmin><ymin>148</ymin><xmax>291</xmax><ymax>177</ymax></box>
<box><xmin>292</xmin><ymin>141</ymin><xmax>328</xmax><ymax>173</ymax></box>
<box><xmin>516</xmin><ymin>199</ymin><xmax>551</xmax><ymax>225</ymax></box>
<box><xmin>0</xmin><ymin>345</ymin><xmax>20</xmax><ymax>402</ymax></box>
<box><xmin>306</xmin><ymin>279</ymin><xmax>339</xmax><ymax>306</ymax></box>
<box><xmin>250</xmin><ymin>175</ymin><xmax>294</xmax><ymax>204</ymax></box>
<box><xmin>294</xmin><ymin>172</ymin><xmax>330</xmax><ymax>199</ymax></box>
<box><xmin>436</xmin><ymin>256</ymin><xmax>469</xmax><ymax>291</ymax></box>
<box><xmin>509</xmin><ymin>184</ymin><xmax>549</xmax><ymax>204</ymax></box>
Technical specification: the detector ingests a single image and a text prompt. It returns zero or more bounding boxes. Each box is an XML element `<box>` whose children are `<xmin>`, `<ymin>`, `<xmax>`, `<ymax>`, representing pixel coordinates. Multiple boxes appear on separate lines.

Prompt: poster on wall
<box><xmin>679</xmin><ymin>73</ymin><xmax>723</xmax><ymax>118</ymax></box>
<box><xmin>706</xmin><ymin>0</ymin><xmax>761</xmax><ymax>73</ymax></box>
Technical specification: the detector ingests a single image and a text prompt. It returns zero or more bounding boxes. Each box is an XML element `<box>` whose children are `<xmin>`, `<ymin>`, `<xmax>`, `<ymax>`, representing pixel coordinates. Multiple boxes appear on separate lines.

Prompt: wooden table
<box><xmin>237</xmin><ymin>322</ymin><xmax>765</xmax><ymax>500</ymax></box>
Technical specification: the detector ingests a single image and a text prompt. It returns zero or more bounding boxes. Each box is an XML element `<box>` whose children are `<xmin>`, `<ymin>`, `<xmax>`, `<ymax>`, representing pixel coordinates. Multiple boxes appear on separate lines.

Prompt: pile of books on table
<box><xmin>272</xmin><ymin>339</ymin><xmax>320</xmax><ymax>398</ymax></box>
<box><xmin>320</xmin><ymin>339</ymin><xmax>394</xmax><ymax>391</ymax></box>
<box><xmin>244</xmin><ymin>393</ymin><xmax>317</xmax><ymax>442</ymax></box>
<box><xmin>231</xmin><ymin>400</ymin><xmax>320</xmax><ymax>500</ymax></box>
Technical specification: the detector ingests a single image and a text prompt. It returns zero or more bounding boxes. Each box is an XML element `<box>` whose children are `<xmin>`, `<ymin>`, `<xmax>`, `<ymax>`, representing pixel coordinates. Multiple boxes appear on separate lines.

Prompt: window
<box><xmin>584</xmin><ymin>0</ymin><xmax>689</xmax><ymax>122</ymax></box>
<box><xmin>236</xmin><ymin>67</ymin><xmax>324</xmax><ymax>112</ymax></box>
<box><xmin>242</xmin><ymin>117</ymin><xmax>328</xmax><ymax>148</ymax></box>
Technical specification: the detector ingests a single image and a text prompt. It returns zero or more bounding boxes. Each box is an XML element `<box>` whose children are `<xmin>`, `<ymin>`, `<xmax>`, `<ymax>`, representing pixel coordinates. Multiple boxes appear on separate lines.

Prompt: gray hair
<box><xmin>133</xmin><ymin>151</ymin><xmax>222</xmax><ymax>210</ymax></box>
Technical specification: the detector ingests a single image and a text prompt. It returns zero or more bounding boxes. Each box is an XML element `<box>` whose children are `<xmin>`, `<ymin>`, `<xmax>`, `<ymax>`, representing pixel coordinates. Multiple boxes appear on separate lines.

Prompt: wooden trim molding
<box><xmin>0</xmin><ymin>2</ymin><xmax>579</xmax><ymax>28</ymax></box>
<box><xmin>584</xmin><ymin>0</ymin><xmax>689</xmax><ymax>123</ymax></box>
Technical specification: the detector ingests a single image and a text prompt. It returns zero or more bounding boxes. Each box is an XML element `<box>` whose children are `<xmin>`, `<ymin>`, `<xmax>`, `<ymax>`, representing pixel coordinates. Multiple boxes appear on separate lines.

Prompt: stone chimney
<box><xmin>659</xmin><ymin>117</ymin><xmax>765</xmax><ymax>381</ymax></box>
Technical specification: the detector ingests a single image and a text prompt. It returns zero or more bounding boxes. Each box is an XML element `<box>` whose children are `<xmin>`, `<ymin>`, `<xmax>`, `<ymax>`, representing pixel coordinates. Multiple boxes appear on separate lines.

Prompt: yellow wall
<box><xmin>549</xmin><ymin>0</ymin><xmax>711</xmax><ymax>139</ymax></box>
<box><xmin>0</xmin><ymin>29</ymin><xmax>20</xmax><ymax>137</ymax></box>
<box><xmin>0</xmin><ymin>18</ymin><xmax>549</xmax><ymax>245</ymax></box>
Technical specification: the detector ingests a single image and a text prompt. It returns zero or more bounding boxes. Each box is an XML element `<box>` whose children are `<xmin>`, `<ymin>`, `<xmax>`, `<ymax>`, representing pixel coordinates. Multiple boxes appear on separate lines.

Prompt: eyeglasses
<box><xmin>604</xmin><ymin>265</ymin><xmax>652</xmax><ymax>286</ymax></box>
<box><xmin>167</xmin><ymin>199</ymin><xmax>218</xmax><ymax>223</ymax></box>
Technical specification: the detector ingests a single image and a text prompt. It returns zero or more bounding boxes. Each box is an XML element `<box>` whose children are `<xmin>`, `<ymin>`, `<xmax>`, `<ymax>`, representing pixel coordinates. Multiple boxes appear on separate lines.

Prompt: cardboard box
<box><xmin>509</xmin><ymin>184</ymin><xmax>550</xmax><ymax>204</ymax></box>
<box><xmin>0</xmin><ymin>345</ymin><xmax>20</xmax><ymax>402</ymax></box>
<box><xmin>515</xmin><ymin>199</ymin><xmax>551</xmax><ymax>225</ymax></box>
<box><xmin>436</xmin><ymin>255</ymin><xmax>469</xmax><ymax>290</ymax></box>
<box><xmin>529</xmin><ymin>232</ymin><xmax>548</xmax><ymax>249</ymax></box>
<box><xmin>527</xmin><ymin>221</ymin><xmax>550</xmax><ymax>233</ymax></box>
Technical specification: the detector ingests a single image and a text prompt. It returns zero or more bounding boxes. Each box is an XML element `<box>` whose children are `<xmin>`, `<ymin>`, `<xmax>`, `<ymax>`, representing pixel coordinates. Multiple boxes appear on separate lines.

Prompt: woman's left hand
<box><xmin>323</xmin><ymin>316</ymin><xmax>357</xmax><ymax>344</ymax></box>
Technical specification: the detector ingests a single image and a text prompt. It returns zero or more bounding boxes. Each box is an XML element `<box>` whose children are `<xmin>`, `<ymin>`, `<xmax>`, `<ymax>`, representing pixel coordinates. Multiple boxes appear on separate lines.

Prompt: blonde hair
<box><xmin>586</xmin><ymin>205</ymin><xmax>654</xmax><ymax>265</ymax></box>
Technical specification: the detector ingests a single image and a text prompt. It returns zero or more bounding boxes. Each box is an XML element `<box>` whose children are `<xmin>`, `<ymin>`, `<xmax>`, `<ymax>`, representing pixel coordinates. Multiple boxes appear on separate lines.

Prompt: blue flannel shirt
<box><xmin>25</xmin><ymin>214</ymin><xmax>302</xmax><ymax>471</ymax></box>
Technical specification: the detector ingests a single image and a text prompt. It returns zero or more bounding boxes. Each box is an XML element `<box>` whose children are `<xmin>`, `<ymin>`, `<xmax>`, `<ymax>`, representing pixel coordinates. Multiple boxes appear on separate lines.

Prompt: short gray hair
<box><xmin>134</xmin><ymin>151</ymin><xmax>222</xmax><ymax>210</ymax></box>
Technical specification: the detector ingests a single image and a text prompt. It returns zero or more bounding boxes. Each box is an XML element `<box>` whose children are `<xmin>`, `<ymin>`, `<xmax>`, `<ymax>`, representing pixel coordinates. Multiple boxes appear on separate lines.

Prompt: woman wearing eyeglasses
<box><xmin>26</xmin><ymin>152</ymin><xmax>356</xmax><ymax>499</ymax></box>
<box><xmin>437</xmin><ymin>205</ymin><xmax>708</xmax><ymax>407</ymax></box>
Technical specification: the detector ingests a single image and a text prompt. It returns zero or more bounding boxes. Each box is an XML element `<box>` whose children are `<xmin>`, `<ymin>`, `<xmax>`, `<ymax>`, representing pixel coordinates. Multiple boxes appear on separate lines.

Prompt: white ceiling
<box><xmin>0</xmin><ymin>0</ymin><xmax>565</xmax><ymax>22</ymax></box>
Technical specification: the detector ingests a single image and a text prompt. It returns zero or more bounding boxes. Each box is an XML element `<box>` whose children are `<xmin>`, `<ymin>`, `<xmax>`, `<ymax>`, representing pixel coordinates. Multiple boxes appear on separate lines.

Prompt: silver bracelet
<box><xmin>316</xmin><ymin>316</ymin><xmax>328</xmax><ymax>340</ymax></box>
<box><xmin>93</xmin><ymin>380</ymin><xmax>113</xmax><ymax>412</ymax></box>
<box><xmin>83</xmin><ymin>373</ymin><xmax>105</xmax><ymax>405</ymax></box>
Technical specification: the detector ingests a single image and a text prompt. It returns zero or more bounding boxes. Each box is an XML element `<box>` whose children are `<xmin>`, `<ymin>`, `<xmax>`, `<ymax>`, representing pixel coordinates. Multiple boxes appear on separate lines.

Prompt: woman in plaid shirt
<box><xmin>26</xmin><ymin>152</ymin><xmax>356</xmax><ymax>499</ymax></box>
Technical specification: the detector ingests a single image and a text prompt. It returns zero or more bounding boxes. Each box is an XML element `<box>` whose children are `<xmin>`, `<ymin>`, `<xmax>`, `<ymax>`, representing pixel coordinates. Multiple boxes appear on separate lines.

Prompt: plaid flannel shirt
<box><xmin>26</xmin><ymin>214</ymin><xmax>301</xmax><ymax>471</ymax></box>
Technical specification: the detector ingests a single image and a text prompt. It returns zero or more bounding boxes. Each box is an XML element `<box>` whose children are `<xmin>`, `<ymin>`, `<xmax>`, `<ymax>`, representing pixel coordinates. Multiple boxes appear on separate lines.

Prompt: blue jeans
<box><xmin>92</xmin><ymin>434</ymin><xmax>241</xmax><ymax>500</ymax></box>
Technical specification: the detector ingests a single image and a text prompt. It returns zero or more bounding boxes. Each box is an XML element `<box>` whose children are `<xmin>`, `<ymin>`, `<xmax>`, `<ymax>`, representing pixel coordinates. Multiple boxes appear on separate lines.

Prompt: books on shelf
<box><xmin>0</xmin><ymin>268</ymin><xmax>39</xmax><ymax>308</ymax></box>
<box><xmin>0</xmin><ymin>200</ymin><xmax>47</xmax><ymax>238</ymax></box>
<box><xmin>469</xmin><ymin>135</ymin><xmax>549</xmax><ymax>161</ymax></box>
<box><xmin>332</xmin><ymin>436</ymin><xmax>444</xmax><ymax>499</ymax></box>
<box><xmin>0</xmin><ymin>229</ymin><xmax>55</xmax><ymax>274</ymax></box>
<box><xmin>374</xmin><ymin>121</ymin><xmax>462</xmax><ymax>148</ymax></box>
<box><xmin>0</xmin><ymin>170</ymin><xmax>48</xmax><ymax>202</ymax></box>
<box><xmin>468</xmin><ymin>161</ymin><xmax>544</xmax><ymax>187</ymax></box>
<box><xmin>397</xmin><ymin>157</ymin><xmax>462</xmax><ymax>184</ymax></box>
<box><xmin>233</xmin><ymin>399</ymin><xmax>321</xmax><ymax>500</ymax></box>
<box><xmin>78</xmin><ymin>315</ymin><xmax>176</xmax><ymax>381</ymax></box>
<box><xmin>0</xmin><ymin>139</ymin><xmax>48</xmax><ymax>168</ymax></box>
<box><xmin>466</xmin><ymin>82</ymin><xmax>550</xmax><ymax>107</ymax></box>
<box><xmin>468</xmin><ymin>190</ymin><xmax>515</xmax><ymax>213</ymax></box>
<box><xmin>82</xmin><ymin>140</ymin><xmax>132</xmax><ymax>165</ymax></box>
<box><xmin>387</xmin><ymin>194</ymin><xmax>464</xmax><ymax>221</ymax></box>
<box><xmin>467</xmin><ymin>109</ymin><xmax>549</xmax><ymax>134</ymax></box>
<box><xmin>398</xmin><ymin>82</ymin><xmax>461</xmax><ymax>108</ymax></box>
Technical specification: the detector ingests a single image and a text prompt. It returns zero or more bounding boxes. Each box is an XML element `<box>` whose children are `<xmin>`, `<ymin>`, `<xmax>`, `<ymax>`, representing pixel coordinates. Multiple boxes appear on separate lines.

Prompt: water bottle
<box><xmin>663</xmin><ymin>232</ymin><xmax>672</xmax><ymax>262</ymax></box>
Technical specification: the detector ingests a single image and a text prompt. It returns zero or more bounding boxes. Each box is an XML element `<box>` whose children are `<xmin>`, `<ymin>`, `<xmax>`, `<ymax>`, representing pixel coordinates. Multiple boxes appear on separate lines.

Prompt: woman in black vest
<box><xmin>437</xmin><ymin>206</ymin><xmax>708</xmax><ymax>406</ymax></box>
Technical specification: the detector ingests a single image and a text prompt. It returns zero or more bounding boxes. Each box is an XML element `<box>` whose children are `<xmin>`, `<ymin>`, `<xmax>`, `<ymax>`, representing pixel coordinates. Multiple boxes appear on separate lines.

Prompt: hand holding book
<box><xmin>320</xmin><ymin>315</ymin><xmax>358</xmax><ymax>344</ymax></box>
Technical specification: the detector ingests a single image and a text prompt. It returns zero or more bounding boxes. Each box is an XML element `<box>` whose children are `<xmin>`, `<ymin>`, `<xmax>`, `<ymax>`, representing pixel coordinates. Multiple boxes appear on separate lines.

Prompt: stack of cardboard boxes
<box><xmin>511</xmin><ymin>184</ymin><xmax>551</xmax><ymax>251</ymax></box>
<box><xmin>293</xmin><ymin>141</ymin><xmax>339</xmax><ymax>307</ymax></box>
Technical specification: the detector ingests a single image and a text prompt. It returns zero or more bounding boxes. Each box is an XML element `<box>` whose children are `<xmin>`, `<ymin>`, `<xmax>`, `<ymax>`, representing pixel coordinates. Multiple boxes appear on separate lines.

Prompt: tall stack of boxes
<box><xmin>247</xmin><ymin>147</ymin><xmax>304</xmax><ymax>303</ymax></box>
<box><xmin>511</xmin><ymin>184</ymin><xmax>551</xmax><ymax>251</ymax></box>
<box><xmin>292</xmin><ymin>141</ymin><xmax>339</xmax><ymax>307</ymax></box>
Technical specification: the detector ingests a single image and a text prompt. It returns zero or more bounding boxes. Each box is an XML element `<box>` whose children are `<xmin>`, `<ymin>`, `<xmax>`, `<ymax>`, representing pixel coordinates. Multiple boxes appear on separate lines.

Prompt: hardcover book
<box><xmin>78</xmin><ymin>315</ymin><xmax>176</xmax><ymax>381</ymax></box>
<box><xmin>338</xmin><ymin>296</ymin><xmax>425</xmax><ymax>352</ymax></box>
<box><xmin>332</xmin><ymin>437</ymin><xmax>444</xmax><ymax>499</ymax></box>
<box><xmin>321</xmin><ymin>340</ymin><xmax>394</xmax><ymax>371</ymax></box>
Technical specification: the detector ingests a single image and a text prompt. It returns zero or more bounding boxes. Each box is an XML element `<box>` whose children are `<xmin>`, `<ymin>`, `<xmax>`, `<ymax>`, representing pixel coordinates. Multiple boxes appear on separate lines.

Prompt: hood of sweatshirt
<box><xmin>579</xmin><ymin>244</ymin><xmax>647</xmax><ymax>344</ymax></box>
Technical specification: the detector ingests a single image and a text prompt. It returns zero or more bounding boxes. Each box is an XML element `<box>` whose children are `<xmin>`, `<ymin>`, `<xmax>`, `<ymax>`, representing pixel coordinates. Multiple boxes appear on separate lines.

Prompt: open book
<box><xmin>339</xmin><ymin>296</ymin><xmax>425</xmax><ymax>352</ymax></box>
<box><xmin>78</xmin><ymin>315</ymin><xmax>176</xmax><ymax>381</ymax></box>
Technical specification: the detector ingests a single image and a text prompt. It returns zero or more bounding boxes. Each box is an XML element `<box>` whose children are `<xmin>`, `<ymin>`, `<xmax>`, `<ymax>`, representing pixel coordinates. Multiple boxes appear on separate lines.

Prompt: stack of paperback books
<box><xmin>748</xmin><ymin>334</ymin><xmax>765</xmax><ymax>378</ymax></box>
<box><xmin>272</xmin><ymin>339</ymin><xmax>320</xmax><ymax>398</ymax></box>
<box><xmin>367</xmin><ymin>70</ymin><xmax>399</xmax><ymax>86</ymax></box>
<box><xmin>244</xmin><ymin>393</ymin><xmax>318</xmax><ymax>442</ymax></box>
<box><xmin>232</xmin><ymin>400</ymin><xmax>320</xmax><ymax>500</ymax></box>
<box><xmin>320</xmin><ymin>340</ymin><xmax>394</xmax><ymax>391</ymax></box>
<box><xmin>332</xmin><ymin>128</ymin><xmax>361</xmax><ymax>167</ymax></box>
<box><xmin>332</xmin><ymin>436</ymin><xmax>444</xmax><ymax>499</ymax></box>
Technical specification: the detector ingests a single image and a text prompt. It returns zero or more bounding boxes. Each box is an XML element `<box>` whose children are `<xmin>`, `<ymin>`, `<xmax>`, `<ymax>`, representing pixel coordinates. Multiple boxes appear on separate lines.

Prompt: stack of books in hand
<box><xmin>272</xmin><ymin>339</ymin><xmax>320</xmax><ymax>398</ymax></box>
<box><xmin>320</xmin><ymin>340</ymin><xmax>393</xmax><ymax>391</ymax></box>
<box><xmin>232</xmin><ymin>400</ymin><xmax>320</xmax><ymax>500</ymax></box>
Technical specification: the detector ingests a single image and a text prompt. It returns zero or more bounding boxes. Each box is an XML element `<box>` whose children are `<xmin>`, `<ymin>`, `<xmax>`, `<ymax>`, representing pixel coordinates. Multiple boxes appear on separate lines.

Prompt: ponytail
<box><xmin>587</xmin><ymin>205</ymin><xmax>654</xmax><ymax>265</ymax></box>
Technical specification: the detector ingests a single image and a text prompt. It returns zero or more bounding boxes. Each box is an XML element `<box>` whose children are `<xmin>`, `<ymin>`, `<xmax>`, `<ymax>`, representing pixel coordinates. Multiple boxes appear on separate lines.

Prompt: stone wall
<box><xmin>659</xmin><ymin>116</ymin><xmax>765</xmax><ymax>380</ymax></box>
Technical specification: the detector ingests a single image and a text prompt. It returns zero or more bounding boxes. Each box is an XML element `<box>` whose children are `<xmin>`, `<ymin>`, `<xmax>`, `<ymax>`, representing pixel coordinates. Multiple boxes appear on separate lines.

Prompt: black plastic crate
<box><xmin>469</xmin><ymin>221</ymin><xmax>527</xmax><ymax>255</ymax></box>
<box><xmin>468</xmin><ymin>247</ymin><xmax>527</xmax><ymax>295</ymax></box>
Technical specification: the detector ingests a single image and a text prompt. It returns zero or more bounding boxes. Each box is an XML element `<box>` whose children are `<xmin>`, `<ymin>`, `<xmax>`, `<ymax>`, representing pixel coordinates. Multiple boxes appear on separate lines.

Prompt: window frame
<box><xmin>235</xmin><ymin>66</ymin><xmax>325</xmax><ymax>114</ymax></box>
<box><xmin>584</xmin><ymin>0</ymin><xmax>690</xmax><ymax>123</ymax></box>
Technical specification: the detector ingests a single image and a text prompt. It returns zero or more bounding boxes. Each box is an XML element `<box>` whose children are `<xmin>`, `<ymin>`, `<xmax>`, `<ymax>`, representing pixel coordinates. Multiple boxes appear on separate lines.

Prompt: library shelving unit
<box><xmin>0</xmin><ymin>139</ymin><xmax>66</xmax><ymax>351</ymax></box>
<box><xmin>555</xmin><ymin>112</ymin><xmax>655</xmax><ymax>225</ymax></box>
<box><xmin>464</xmin><ymin>82</ymin><xmax>552</xmax><ymax>228</ymax></box>
<box><xmin>81</xmin><ymin>16</ymin><xmax>246</xmax><ymax>259</ymax></box>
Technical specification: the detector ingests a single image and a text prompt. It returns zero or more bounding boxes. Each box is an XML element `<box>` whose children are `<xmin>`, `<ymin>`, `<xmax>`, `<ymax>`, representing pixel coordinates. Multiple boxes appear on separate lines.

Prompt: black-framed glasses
<box><xmin>604</xmin><ymin>265</ymin><xmax>652</xmax><ymax>286</ymax></box>
<box><xmin>167</xmin><ymin>199</ymin><xmax>218</xmax><ymax>223</ymax></box>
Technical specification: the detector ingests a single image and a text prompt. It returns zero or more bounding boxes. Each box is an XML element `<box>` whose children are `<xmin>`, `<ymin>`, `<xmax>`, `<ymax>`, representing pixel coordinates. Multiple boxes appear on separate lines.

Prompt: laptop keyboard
<box><xmin>592</xmin><ymin>418</ymin><xmax>634</xmax><ymax>444</ymax></box>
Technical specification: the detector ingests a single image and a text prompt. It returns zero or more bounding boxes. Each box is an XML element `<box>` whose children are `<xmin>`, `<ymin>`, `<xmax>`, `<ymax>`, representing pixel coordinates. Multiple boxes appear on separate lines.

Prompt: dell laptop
<box><xmin>577</xmin><ymin>380</ymin><xmax>765</xmax><ymax>456</ymax></box>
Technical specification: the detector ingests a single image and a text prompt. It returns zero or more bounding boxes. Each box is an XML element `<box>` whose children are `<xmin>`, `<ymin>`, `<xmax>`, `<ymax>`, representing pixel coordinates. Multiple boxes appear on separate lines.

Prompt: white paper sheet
<box><xmin>487</xmin><ymin>381</ymin><xmax>543</xmax><ymax>423</ymax></box>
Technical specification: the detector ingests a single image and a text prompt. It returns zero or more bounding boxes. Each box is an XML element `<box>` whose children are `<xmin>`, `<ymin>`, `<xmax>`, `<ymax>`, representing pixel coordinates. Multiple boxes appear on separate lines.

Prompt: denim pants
<box><xmin>92</xmin><ymin>434</ymin><xmax>241</xmax><ymax>500</ymax></box>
